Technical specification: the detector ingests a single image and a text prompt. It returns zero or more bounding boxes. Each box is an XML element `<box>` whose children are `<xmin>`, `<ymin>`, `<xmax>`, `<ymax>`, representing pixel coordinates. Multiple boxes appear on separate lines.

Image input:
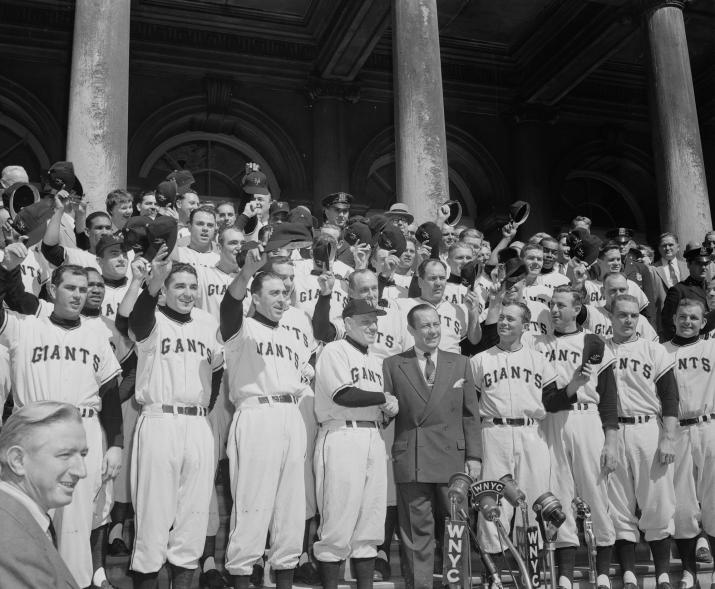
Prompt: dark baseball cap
<box><xmin>343</xmin><ymin>221</ymin><xmax>371</xmax><ymax>246</ymax></box>
<box><xmin>376</xmin><ymin>224</ymin><xmax>407</xmax><ymax>257</ymax></box>
<box><xmin>342</xmin><ymin>298</ymin><xmax>387</xmax><ymax>319</ymax></box>
<box><xmin>96</xmin><ymin>235</ymin><xmax>125</xmax><ymax>257</ymax></box>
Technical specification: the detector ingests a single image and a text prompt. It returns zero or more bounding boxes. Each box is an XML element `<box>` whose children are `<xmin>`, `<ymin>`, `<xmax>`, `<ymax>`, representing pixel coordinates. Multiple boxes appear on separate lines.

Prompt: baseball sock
<box><xmin>319</xmin><ymin>560</ymin><xmax>341</xmax><ymax>589</ymax></box>
<box><xmin>615</xmin><ymin>540</ymin><xmax>636</xmax><ymax>578</ymax></box>
<box><xmin>676</xmin><ymin>537</ymin><xmax>698</xmax><ymax>577</ymax></box>
<box><xmin>169</xmin><ymin>564</ymin><xmax>194</xmax><ymax>589</ymax></box>
<box><xmin>274</xmin><ymin>567</ymin><xmax>294</xmax><ymax>589</ymax></box>
<box><xmin>352</xmin><ymin>557</ymin><xmax>376</xmax><ymax>589</ymax></box>
<box><xmin>597</xmin><ymin>545</ymin><xmax>613</xmax><ymax>577</ymax></box>
<box><xmin>132</xmin><ymin>571</ymin><xmax>159</xmax><ymax>589</ymax></box>
<box><xmin>233</xmin><ymin>574</ymin><xmax>251</xmax><ymax>589</ymax></box>
<box><xmin>90</xmin><ymin>524</ymin><xmax>108</xmax><ymax>572</ymax></box>
<box><xmin>648</xmin><ymin>537</ymin><xmax>672</xmax><ymax>580</ymax></box>
<box><xmin>200</xmin><ymin>535</ymin><xmax>217</xmax><ymax>571</ymax></box>
<box><xmin>377</xmin><ymin>506</ymin><xmax>398</xmax><ymax>560</ymax></box>
<box><xmin>555</xmin><ymin>546</ymin><xmax>576</xmax><ymax>586</ymax></box>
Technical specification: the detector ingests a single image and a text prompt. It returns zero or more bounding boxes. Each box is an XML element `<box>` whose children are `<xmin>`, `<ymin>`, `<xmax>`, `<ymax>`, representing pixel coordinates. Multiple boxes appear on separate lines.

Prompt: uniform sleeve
<box><xmin>315</xmin><ymin>345</ymin><xmax>353</xmax><ymax>399</ymax></box>
<box><xmin>0</xmin><ymin>308</ymin><xmax>19</xmax><ymax>350</ymax></box>
<box><xmin>128</xmin><ymin>288</ymin><xmax>158</xmax><ymax>342</ymax></box>
<box><xmin>96</xmin><ymin>336</ymin><xmax>122</xmax><ymax>387</ymax></box>
<box><xmin>40</xmin><ymin>240</ymin><xmax>66</xmax><ymax>267</ymax></box>
<box><xmin>470</xmin><ymin>355</ymin><xmax>483</xmax><ymax>395</ymax></box>
<box><xmin>98</xmin><ymin>377</ymin><xmax>123</xmax><ymax>448</ymax></box>
<box><xmin>0</xmin><ymin>266</ymin><xmax>40</xmax><ymax>316</ymax></box>
<box><xmin>219</xmin><ymin>290</ymin><xmax>245</xmax><ymax>342</ymax></box>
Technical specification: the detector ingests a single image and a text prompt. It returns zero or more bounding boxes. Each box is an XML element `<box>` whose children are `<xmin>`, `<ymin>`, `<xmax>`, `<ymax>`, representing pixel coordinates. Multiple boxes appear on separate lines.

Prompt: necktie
<box><xmin>668</xmin><ymin>261</ymin><xmax>678</xmax><ymax>287</ymax></box>
<box><xmin>424</xmin><ymin>352</ymin><xmax>435</xmax><ymax>385</ymax></box>
<box><xmin>48</xmin><ymin>517</ymin><xmax>58</xmax><ymax>548</ymax></box>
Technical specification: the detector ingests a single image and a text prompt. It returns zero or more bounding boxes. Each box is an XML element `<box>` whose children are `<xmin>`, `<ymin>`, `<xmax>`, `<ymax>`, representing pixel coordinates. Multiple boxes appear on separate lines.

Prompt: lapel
<box><xmin>418</xmin><ymin>350</ymin><xmax>455</xmax><ymax>424</ymax></box>
<box><xmin>398</xmin><ymin>348</ymin><xmax>429</xmax><ymax>404</ymax></box>
<box><xmin>655</xmin><ymin>263</ymin><xmax>668</xmax><ymax>287</ymax></box>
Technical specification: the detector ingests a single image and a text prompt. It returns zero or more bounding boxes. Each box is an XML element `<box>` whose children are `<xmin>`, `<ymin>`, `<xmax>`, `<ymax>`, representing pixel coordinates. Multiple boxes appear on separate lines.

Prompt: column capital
<box><xmin>305</xmin><ymin>76</ymin><xmax>361</xmax><ymax>104</ymax></box>
<box><xmin>637</xmin><ymin>0</ymin><xmax>689</xmax><ymax>17</ymax></box>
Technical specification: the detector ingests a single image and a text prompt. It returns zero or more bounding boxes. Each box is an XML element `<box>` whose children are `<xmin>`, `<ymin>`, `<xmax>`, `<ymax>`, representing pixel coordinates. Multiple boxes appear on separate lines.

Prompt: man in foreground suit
<box><xmin>383</xmin><ymin>303</ymin><xmax>482</xmax><ymax>589</ymax></box>
<box><xmin>0</xmin><ymin>401</ymin><xmax>87</xmax><ymax>589</ymax></box>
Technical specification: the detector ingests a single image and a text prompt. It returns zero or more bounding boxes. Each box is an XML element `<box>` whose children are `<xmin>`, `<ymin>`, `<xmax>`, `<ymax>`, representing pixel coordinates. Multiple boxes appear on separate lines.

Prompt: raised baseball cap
<box><xmin>414</xmin><ymin>222</ymin><xmax>442</xmax><ymax>258</ymax></box>
<box><xmin>342</xmin><ymin>298</ymin><xmax>386</xmax><ymax>319</ymax></box>
<box><xmin>343</xmin><ymin>221</ymin><xmax>371</xmax><ymax>246</ymax></box>
<box><xmin>96</xmin><ymin>235</ymin><xmax>126</xmax><ymax>257</ymax></box>
<box><xmin>376</xmin><ymin>224</ymin><xmax>407</xmax><ymax>256</ymax></box>
<box><xmin>241</xmin><ymin>163</ymin><xmax>269</xmax><ymax>195</ymax></box>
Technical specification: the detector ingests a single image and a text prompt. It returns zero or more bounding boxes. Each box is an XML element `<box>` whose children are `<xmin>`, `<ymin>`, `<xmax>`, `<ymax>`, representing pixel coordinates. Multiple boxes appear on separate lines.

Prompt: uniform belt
<box><xmin>257</xmin><ymin>394</ymin><xmax>296</xmax><ymax>405</ymax></box>
<box><xmin>161</xmin><ymin>404</ymin><xmax>207</xmax><ymax>416</ymax></box>
<box><xmin>77</xmin><ymin>407</ymin><xmax>96</xmax><ymax>418</ymax></box>
<box><xmin>491</xmin><ymin>417</ymin><xmax>535</xmax><ymax>426</ymax></box>
<box><xmin>618</xmin><ymin>415</ymin><xmax>653</xmax><ymax>424</ymax></box>
<box><xmin>344</xmin><ymin>420</ymin><xmax>380</xmax><ymax>429</ymax></box>
<box><xmin>569</xmin><ymin>402</ymin><xmax>594</xmax><ymax>411</ymax></box>
<box><xmin>680</xmin><ymin>413</ymin><xmax>715</xmax><ymax>427</ymax></box>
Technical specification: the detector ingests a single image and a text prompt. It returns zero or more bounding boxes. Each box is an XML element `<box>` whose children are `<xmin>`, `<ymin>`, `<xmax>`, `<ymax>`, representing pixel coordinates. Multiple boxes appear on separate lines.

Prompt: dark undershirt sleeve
<box><xmin>115</xmin><ymin>313</ymin><xmax>130</xmax><ymax>338</ymax></box>
<box><xmin>596</xmin><ymin>364</ymin><xmax>618</xmax><ymax>430</ymax></box>
<box><xmin>333</xmin><ymin>386</ymin><xmax>386</xmax><ymax>407</ymax></box>
<box><xmin>209</xmin><ymin>367</ymin><xmax>224</xmax><ymax>412</ymax></box>
<box><xmin>98</xmin><ymin>377</ymin><xmax>123</xmax><ymax>448</ymax></box>
<box><xmin>0</xmin><ymin>266</ymin><xmax>40</xmax><ymax>315</ymax></box>
<box><xmin>576</xmin><ymin>304</ymin><xmax>588</xmax><ymax>326</ymax></box>
<box><xmin>655</xmin><ymin>368</ymin><xmax>679</xmax><ymax>418</ymax></box>
<box><xmin>542</xmin><ymin>381</ymin><xmax>573</xmax><ymax>413</ymax></box>
<box><xmin>220</xmin><ymin>290</ymin><xmax>245</xmax><ymax>341</ymax></box>
<box><xmin>117</xmin><ymin>352</ymin><xmax>137</xmax><ymax>403</ymax></box>
<box><xmin>40</xmin><ymin>241</ymin><xmax>66</xmax><ymax>268</ymax></box>
<box><xmin>128</xmin><ymin>288</ymin><xmax>158</xmax><ymax>341</ymax></box>
<box><xmin>312</xmin><ymin>294</ymin><xmax>337</xmax><ymax>343</ymax></box>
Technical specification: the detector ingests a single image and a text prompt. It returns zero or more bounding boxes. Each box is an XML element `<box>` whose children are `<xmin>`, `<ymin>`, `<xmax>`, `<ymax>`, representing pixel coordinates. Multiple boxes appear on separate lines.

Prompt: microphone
<box><xmin>499</xmin><ymin>474</ymin><xmax>526</xmax><ymax>507</ymax></box>
<box><xmin>447</xmin><ymin>472</ymin><xmax>473</xmax><ymax>505</ymax></box>
<box><xmin>476</xmin><ymin>493</ymin><xmax>501</xmax><ymax>522</ymax></box>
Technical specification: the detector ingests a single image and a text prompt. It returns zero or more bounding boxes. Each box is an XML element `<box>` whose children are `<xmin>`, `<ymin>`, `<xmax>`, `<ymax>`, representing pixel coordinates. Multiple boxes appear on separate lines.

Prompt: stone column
<box><xmin>66</xmin><ymin>0</ymin><xmax>131</xmax><ymax>213</ymax></box>
<box><xmin>393</xmin><ymin>0</ymin><xmax>449</xmax><ymax>225</ymax></box>
<box><xmin>643</xmin><ymin>0</ymin><xmax>711</xmax><ymax>239</ymax></box>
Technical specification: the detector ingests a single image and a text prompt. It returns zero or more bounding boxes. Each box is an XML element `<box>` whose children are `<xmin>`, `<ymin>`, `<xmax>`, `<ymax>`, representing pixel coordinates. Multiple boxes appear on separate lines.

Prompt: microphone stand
<box><xmin>534</xmin><ymin>513</ymin><xmax>559</xmax><ymax>589</ymax></box>
<box><xmin>454</xmin><ymin>506</ymin><xmax>503</xmax><ymax>589</ymax></box>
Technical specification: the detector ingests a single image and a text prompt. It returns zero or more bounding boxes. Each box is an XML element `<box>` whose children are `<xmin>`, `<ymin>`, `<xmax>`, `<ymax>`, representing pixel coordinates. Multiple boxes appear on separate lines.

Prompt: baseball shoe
<box><xmin>597</xmin><ymin>585</ymin><xmax>611</xmax><ymax>589</ymax></box>
<box><xmin>657</xmin><ymin>582</ymin><xmax>673</xmax><ymax>589</ymax></box>
<box><xmin>696</xmin><ymin>545</ymin><xmax>713</xmax><ymax>563</ymax></box>
<box><xmin>677</xmin><ymin>582</ymin><xmax>701</xmax><ymax>589</ymax></box>
<box><xmin>250</xmin><ymin>563</ymin><xmax>264</xmax><ymax>587</ymax></box>
<box><xmin>107</xmin><ymin>537</ymin><xmax>129</xmax><ymax>557</ymax></box>
<box><xmin>624</xmin><ymin>583</ymin><xmax>638</xmax><ymax>589</ymax></box>
<box><xmin>199</xmin><ymin>568</ymin><xmax>231</xmax><ymax>589</ymax></box>
<box><xmin>373</xmin><ymin>555</ymin><xmax>391</xmax><ymax>581</ymax></box>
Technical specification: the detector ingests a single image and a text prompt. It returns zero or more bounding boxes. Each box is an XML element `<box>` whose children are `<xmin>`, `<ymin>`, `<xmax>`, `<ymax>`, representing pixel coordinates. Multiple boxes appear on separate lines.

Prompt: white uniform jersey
<box><xmin>314</xmin><ymin>338</ymin><xmax>384</xmax><ymax>423</ymax></box>
<box><xmin>471</xmin><ymin>344</ymin><xmax>557</xmax><ymax>420</ymax></box>
<box><xmin>223</xmin><ymin>313</ymin><xmax>313</xmax><ymax>404</ymax></box>
<box><xmin>1</xmin><ymin>245</ymin><xmax>50</xmax><ymax>296</ymax></box>
<box><xmin>392</xmin><ymin>273</ymin><xmax>413</xmax><ymax>298</ymax></box>
<box><xmin>584</xmin><ymin>279</ymin><xmax>649</xmax><ymax>310</ymax></box>
<box><xmin>474</xmin><ymin>274</ymin><xmax>494</xmax><ymax>322</ymax></box>
<box><xmin>293</xmin><ymin>258</ymin><xmax>353</xmax><ymax>281</ymax></box>
<box><xmin>83</xmin><ymin>314</ymin><xmax>135</xmax><ymax>365</ymax></box>
<box><xmin>606</xmin><ymin>337</ymin><xmax>674</xmax><ymax>416</ymax></box>
<box><xmin>133</xmin><ymin>307</ymin><xmax>223</xmax><ymax>406</ymax></box>
<box><xmin>524</xmin><ymin>299</ymin><xmax>553</xmax><ymax>339</ymax></box>
<box><xmin>279</xmin><ymin>305</ymin><xmax>318</xmax><ymax>358</ymax></box>
<box><xmin>443</xmin><ymin>281</ymin><xmax>469</xmax><ymax>308</ymax></box>
<box><xmin>584</xmin><ymin>305</ymin><xmax>658</xmax><ymax>342</ymax></box>
<box><xmin>538</xmin><ymin>270</ymin><xmax>570</xmax><ymax>292</ymax></box>
<box><xmin>397</xmin><ymin>297</ymin><xmax>467</xmax><ymax>354</ymax></box>
<box><xmin>195</xmin><ymin>264</ymin><xmax>236</xmax><ymax>319</ymax></box>
<box><xmin>174</xmin><ymin>246</ymin><xmax>220</xmax><ymax>269</ymax></box>
<box><xmin>333</xmin><ymin>301</ymin><xmax>407</xmax><ymax>361</ymax></box>
<box><xmin>101</xmin><ymin>279</ymin><xmax>130</xmax><ymax>321</ymax></box>
<box><xmin>663</xmin><ymin>338</ymin><xmax>715</xmax><ymax>419</ymax></box>
<box><xmin>0</xmin><ymin>314</ymin><xmax>121</xmax><ymax>409</ymax></box>
<box><xmin>292</xmin><ymin>269</ymin><xmax>349</xmax><ymax>320</ymax></box>
<box><xmin>533</xmin><ymin>331</ymin><xmax>615</xmax><ymax>404</ymax></box>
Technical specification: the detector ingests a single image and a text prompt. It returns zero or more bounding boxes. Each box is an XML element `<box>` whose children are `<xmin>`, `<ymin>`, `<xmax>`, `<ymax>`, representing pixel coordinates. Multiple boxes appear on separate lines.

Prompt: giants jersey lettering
<box><xmin>83</xmin><ymin>315</ymin><xmax>135</xmax><ymax>365</ymax></box>
<box><xmin>223</xmin><ymin>314</ymin><xmax>312</xmax><ymax>403</ymax></box>
<box><xmin>133</xmin><ymin>307</ymin><xmax>223</xmax><ymax>406</ymax></box>
<box><xmin>0</xmin><ymin>314</ymin><xmax>121</xmax><ymax>409</ymax></box>
<box><xmin>101</xmin><ymin>281</ymin><xmax>130</xmax><ymax>320</ymax></box>
<box><xmin>524</xmin><ymin>299</ymin><xmax>553</xmax><ymax>337</ymax></box>
<box><xmin>663</xmin><ymin>338</ymin><xmax>715</xmax><ymax>419</ymax></box>
<box><xmin>584</xmin><ymin>279</ymin><xmax>648</xmax><ymax>310</ymax></box>
<box><xmin>606</xmin><ymin>337</ymin><xmax>674</xmax><ymax>416</ymax></box>
<box><xmin>314</xmin><ymin>339</ymin><xmax>384</xmax><ymax>423</ymax></box>
<box><xmin>585</xmin><ymin>305</ymin><xmax>658</xmax><ymax>342</ymax></box>
<box><xmin>471</xmin><ymin>345</ymin><xmax>557</xmax><ymax>420</ymax></box>
<box><xmin>333</xmin><ymin>302</ymin><xmax>407</xmax><ymax>360</ymax></box>
<box><xmin>13</xmin><ymin>246</ymin><xmax>49</xmax><ymax>295</ymax></box>
<box><xmin>398</xmin><ymin>297</ymin><xmax>467</xmax><ymax>354</ymax></box>
<box><xmin>174</xmin><ymin>246</ymin><xmax>220</xmax><ymax>269</ymax></box>
<box><xmin>444</xmin><ymin>282</ymin><xmax>468</xmax><ymax>307</ymax></box>
<box><xmin>533</xmin><ymin>331</ymin><xmax>615</xmax><ymax>404</ymax></box>
<box><xmin>279</xmin><ymin>306</ymin><xmax>318</xmax><ymax>357</ymax></box>
<box><xmin>292</xmin><ymin>271</ymin><xmax>349</xmax><ymax>320</ymax></box>
<box><xmin>196</xmin><ymin>265</ymin><xmax>236</xmax><ymax>319</ymax></box>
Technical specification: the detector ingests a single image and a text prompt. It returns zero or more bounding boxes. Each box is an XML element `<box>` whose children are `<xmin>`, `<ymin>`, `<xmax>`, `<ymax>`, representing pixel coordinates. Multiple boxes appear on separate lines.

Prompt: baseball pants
<box><xmin>477</xmin><ymin>422</ymin><xmax>552</xmax><ymax>554</ymax></box>
<box><xmin>313</xmin><ymin>422</ymin><xmax>387</xmax><ymax>562</ymax></box>
<box><xmin>207</xmin><ymin>381</ymin><xmax>233</xmax><ymax>537</ymax></box>
<box><xmin>130</xmin><ymin>406</ymin><xmax>214</xmax><ymax>573</ymax></box>
<box><xmin>54</xmin><ymin>414</ymin><xmax>112</xmax><ymax>588</ymax></box>
<box><xmin>674</xmin><ymin>421</ymin><xmax>715</xmax><ymax>538</ymax></box>
<box><xmin>113</xmin><ymin>397</ymin><xmax>140</xmax><ymax>504</ymax></box>
<box><xmin>608</xmin><ymin>420</ymin><xmax>675</xmax><ymax>543</ymax></box>
<box><xmin>225</xmin><ymin>400</ymin><xmax>306</xmax><ymax>576</ymax></box>
<box><xmin>298</xmin><ymin>387</ymin><xmax>318</xmax><ymax>520</ymax></box>
<box><xmin>545</xmin><ymin>408</ymin><xmax>615</xmax><ymax>548</ymax></box>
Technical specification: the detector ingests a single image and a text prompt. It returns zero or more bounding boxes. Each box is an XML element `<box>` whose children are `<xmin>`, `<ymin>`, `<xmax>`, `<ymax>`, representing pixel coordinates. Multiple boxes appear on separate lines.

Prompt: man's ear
<box><xmin>5</xmin><ymin>446</ymin><xmax>28</xmax><ymax>477</ymax></box>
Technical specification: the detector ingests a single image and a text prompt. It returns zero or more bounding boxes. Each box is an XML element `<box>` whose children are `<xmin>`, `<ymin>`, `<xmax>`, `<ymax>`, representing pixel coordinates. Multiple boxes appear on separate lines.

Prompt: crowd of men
<box><xmin>0</xmin><ymin>160</ymin><xmax>714</xmax><ymax>589</ymax></box>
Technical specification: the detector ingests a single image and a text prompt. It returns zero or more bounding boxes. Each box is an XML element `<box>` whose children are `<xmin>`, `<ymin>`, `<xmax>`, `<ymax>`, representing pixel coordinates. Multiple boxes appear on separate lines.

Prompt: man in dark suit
<box><xmin>383</xmin><ymin>303</ymin><xmax>481</xmax><ymax>589</ymax></box>
<box><xmin>0</xmin><ymin>401</ymin><xmax>86</xmax><ymax>589</ymax></box>
<box><xmin>652</xmin><ymin>232</ymin><xmax>689</xmax><ymax>333</ymax></box>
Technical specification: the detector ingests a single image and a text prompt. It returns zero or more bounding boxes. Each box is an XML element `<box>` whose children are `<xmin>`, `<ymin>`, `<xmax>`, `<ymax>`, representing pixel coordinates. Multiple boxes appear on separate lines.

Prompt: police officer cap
<box><xmin>605</xmin><ymin>227</ymin><xmax>633</xmax><ymax>243</ymax></box>
<box><xmin>321</xmin><ymin>192</ymin><xmax>353</xmax><ymax>209</ymax></box>
<box><xmin>683</xmin><ymin>242</ymin><xmax>712</xmax><ymax>264</ymax></box>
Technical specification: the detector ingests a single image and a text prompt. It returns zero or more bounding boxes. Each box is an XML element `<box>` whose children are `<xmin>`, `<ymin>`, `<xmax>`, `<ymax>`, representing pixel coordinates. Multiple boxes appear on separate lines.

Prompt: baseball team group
<box><xmin>0</xmin><ymin>162</ymin><xmax>714</xmax><ymax>589</ymax></box>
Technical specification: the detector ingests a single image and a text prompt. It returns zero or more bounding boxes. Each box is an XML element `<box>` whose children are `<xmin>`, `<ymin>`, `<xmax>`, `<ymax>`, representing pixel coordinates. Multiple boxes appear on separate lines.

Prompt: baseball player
<box><xmin>583</xmin><ymin>243</ymin><xmax>648</xmax><ymax>311</ymax></box>
<box><xmin>220</xmin><ymin>247</ymin><xmax>312</xmax><ymax>589</ymax></box>
<box><xmin>470</xmin><ymin>300</ymin><xmax>558</xmax><ymax>555</ymax></box>
<box><xmin>195</xmin><ymin>225</ymin><xmax>245</xmax><ymax>317</ymax></box>
<box><xmin>313</xmin><ymin>298</ymin><xmax>398</xmax><ymax>588</ymax></box>
<box><xmin>128</xmin><ymin>252</ymin><xmax>224</xmax><ymax>589</ymax></box>
<box><xmin>663</xmin><ymin>299</ymin><xmax>715</xmax><ymax>589</ymax></box>
<box><xmin>0</xmin><ymin>257</ymin><xmax>122</xmax><ymax>589</ymax></box>
<box><xmin>173</xmin><ymin>206</ymin><xmax>220</xmax><ymax>268</ymax></box>
<box><xmin>539</xmin><ymin>237</ymin><xmax>570</xmax><ymax>291</ymax></box>
<box><xmin>606</xmin><ymin>294</ymin><xmax>678</xmax><ymax>589</ymax></box>
<box><xmin>93</xmin><ymin>235</ymin><xmax>131</xmax><ymax>319</ymax></box>
<box><xmin>520</xmin><ymin>243</ymin><xmax>555</xmax><ymax>305</ymax></box>
<box><xmin>534</xmin><ymin>286</ymin><xmax>618</xmax><ymax>589</ymax></box>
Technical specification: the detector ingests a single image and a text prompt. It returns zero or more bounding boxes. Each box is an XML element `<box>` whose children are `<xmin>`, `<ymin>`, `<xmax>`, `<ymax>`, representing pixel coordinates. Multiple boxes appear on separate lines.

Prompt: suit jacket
<box><xmin>660</xmin><ymin>275</ymin><xmax>708</xmax><ymax>341</ymax></box>
<box><xmin>0</xmin><ymin>489</ymin><xmax>79</xmax><ymax>589</ymax></box>
<box><xmin>383</xmin><ymin>348</ymin><xmax>481</xmax><ymax>484</ymax></box>
<box><xmin>652</xmin><ymin>258</ymin><xmax>689</xmax><ymax>333</ymax></box>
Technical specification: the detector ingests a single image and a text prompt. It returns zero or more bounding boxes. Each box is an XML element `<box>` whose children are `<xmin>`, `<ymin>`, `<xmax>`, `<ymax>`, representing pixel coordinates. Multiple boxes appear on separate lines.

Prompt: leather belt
<box><xmin>569</xmin><ymin>403</ymin><xmax>594</xmax><ymax>411</ymax></box>
<box><xmin>491</xmin><ymin>417</ymin><xmax>535</xmax><ymax>426</ymax></box>
<box><xmin>680</xmin><ymin>413</ymin><xmax>715</xmax><ymax>427</ymax></box>
<box><xmin>77</xmin><ymin>407</ymin><xmax>96</xmax><ymax>418</ymax></box>
<box><xmin>618</xmin><ymin>415</ymin><xmax>653</xmax><ymax>424</ymax></box>
<box><xmin>257</xmin><ymin>394</ymin><xmax>297</xmax><ymax>405</ymax></box>
<box><xmin>161</xmin><ymin>404</ymin><xmax>207</xmax><ymax>416</ymax></box>
<box><xmin>345</xmin><ymin>420</ymin><xmax>379</xmax><ymax>429</ymax></box>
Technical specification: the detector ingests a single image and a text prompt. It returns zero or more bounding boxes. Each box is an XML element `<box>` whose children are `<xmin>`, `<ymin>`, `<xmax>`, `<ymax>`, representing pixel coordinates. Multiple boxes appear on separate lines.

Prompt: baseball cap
<box><xmin>242</xmin><ymin>163</ymin><xmax>269</xmax><ymax>195</ymax></box>
<box><xmin>269</xmin><ymin>201</ymin><xmax>290</xmax><ymax>217</ymax></box>
<box><xmin>376</xmin><ymin>224</ymin><xmax>407</xmax><ymax>256</ymax></box>
<box><xmin>414</xmin><ymin>222</ymin><xmax>442</xmax><ymax>258</ymax></box>
<box><xmin>44</xmin><ymin>161</ymin><xmax>83</xmax><ymax>195</ymax></box>
<box><xmin>343</xmin><ymin>221</ymin><xmax>371</xmax><ymax>246</ymax></box>
<box><xmin>342</xmin><ymin>298</ymin><xmax>387</xmax><ymax>319</ymax></box>
<box><xmin>96</xmin><ymin>235</ymin><xmax>125</xmax><ymax>257</ymax></box>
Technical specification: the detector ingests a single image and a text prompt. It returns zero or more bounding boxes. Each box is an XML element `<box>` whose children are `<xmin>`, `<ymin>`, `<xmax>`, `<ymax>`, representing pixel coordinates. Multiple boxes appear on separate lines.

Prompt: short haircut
<box><xmin>51</xmin><ymin>264</ymin><xmax>88</xmax><ymax>287</ymax></box>
<box><xmin>602</xmin><ymin>271</ymin><xmax>627</xmax><ymax>287</ymax></box>
<box><xmin>86</xmin><ymin>211</ymin><xmax>111</xmax><ymax>230</ymax></box>
<box><xmin>658</xmin><ymin>232</ymin><xmax>679</xmax><ymax>245</ymax></box>
<box><xmin>0</xmin><ymin>402</ymin><xmax>82</xmax><ymax>474</ymax></box>
<box><xmin>166</xmin><ymin>262</ymin><xmax>197</xmax><ymax>285</ymax></box>
<box><xmin>520</xmin><ymin>243</ymin><xmax>543</xmax><ymax>258</ymax></box>
<box><xmin>135</xmin><ymin>189</ymin><xmax>156</xmax><ymax>206</ymax></box>
<box><xmin>612</xmin><ymin>293</ymin><xmax>639</xmax><ymax>310</ymax></box>
<box><xmin>528</xmin><ymin>232</ymin><xmax>552</xmax><ymax>244</ymax></box>
<box><xmin>599</xmin><ymin>241</ymin><xmax>622</xmax><ymax>258</ymax></box>
<box><xmin>500</xmin><ymin>297</ymin><xmax>531</xmax><ymax>324</ymax></box>
<box><xmin>677</xmin><ymin>298</ymin><xmax>706</xmax><ymax>315</ymax></box>
<box><xmin>407</xmin><ymin>303</ymin><xmax>438</xmax><ymax>328</ymax></box>
<box><xmin>417</xmin><ymin>258</ymin><xmax>447</xmax><ymax>279</ymax></box>
<box><xmin>216</xmin><ymin>201</ymin><xmax>236</xmax><ymax>212</ymax></box>
<box><xmin>106</xmin><ymin>189</ymin><xmax>133</xmax><ymax>213</ymax></box>
<box><xmin>540</xmin><ymin>236</ymin><xmax>558</xmax><ymax>247</ymax></box>
<box><xmin>459</xmin><ymin>228</ymin><xmax>483</xmax><ymax>240</ymax></box>
<box><xmin>448</xmin><ymin>241</ymin><xmax>473</xmax><ymax>257</ymax></box>
<box><xmin>348</xmin><ymin>269</ymin><xmax>377</xmax><ymax>292</ymax></box>
<box><xmin>218</xmin><ymin>225</ymin><xmax>244</xmax><ymax>245</ymax></box>
<box><xmin>189</xmin><ymin>205</ymin><xmax>217</xmax><ymax>224</ymax></box>
<box><xmin>177</xmin><ymin>191</ymin><xmax>199</xmax><ymax>202</ymax></box>
<box><xmin>404</xmin><ymin>235</ymin><xmax>418</xmax><ymax>248</ymax></box>
<box><xmin>552</xmin><ymin>285</ymin><xmax>582</xmax><ymax>307</ymax></box>
<box><xmin>570</xmin><ymin>216</ymin><xmax>592</xmax><ymax>229</ymax></box>
<box><xmin>321</xmin><ymin>223</ymin><xmax>342</xmax><ymax>235</ymax></box>
<box><xmin>84</xmin><ymin>267</ymin><xmax>103</xmax><ymax>280</ymax></box>
<box><xmin>639</xmin><ymin>244</ymin><xmax>655</xmax><ymax>260</ymax></box>
<box><xmin>557</xmin><ymin>232</ymin><xmax>570</xmax><ymax>242</ymax></box>
<box><xmin>263</xmin><ymin>256</ymin><xmax>294</xmax><ymax>273</ymax></box>
<box><xmin>250</xmin><ymin>271</ymin><xmax>284</xmax><ymax>295</ymax></box>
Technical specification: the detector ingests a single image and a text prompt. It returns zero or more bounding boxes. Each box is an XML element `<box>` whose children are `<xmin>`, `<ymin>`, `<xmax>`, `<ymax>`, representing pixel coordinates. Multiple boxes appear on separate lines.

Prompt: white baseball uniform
<box><xmin>584</xmin><ymin>305</ymin><xmax>658</xmax><ymax>342</ymax></box>
<box><xmin>606</xmin><ymin>336</ymin><xmax>676</xmax><ymax>542</ymax></box>
<box><xmin>196</xmin><ymin>264</ymin><xmax>237</xmax><ymax>319</ymax></box>
<box><xmin>292</xmin><ymin>267</ymin><xmax>350</xmax><ymax>320</ymax></box>
<box><xmin>397</xmin><ymin>297</ymin><xmax>467</xmax><ymax>354</ymax></box>
<box><xmin>471</xmin><ymin>344</ymin><xmax>557</xmax><ymax>553</ymax></box>
<box><xmin>313</xmin><ymin>338</ymin><xmax>387</xmax><ymax>562</ymax></box>
<box><xmin>584</xmin><ymin>279</ymin><xmax>649</xmax><ymax>311</ymax></box>
<box><xmin>174</xmin><ymin>245</ymin><xmax>220</xmax><ymax>269</ymax></box>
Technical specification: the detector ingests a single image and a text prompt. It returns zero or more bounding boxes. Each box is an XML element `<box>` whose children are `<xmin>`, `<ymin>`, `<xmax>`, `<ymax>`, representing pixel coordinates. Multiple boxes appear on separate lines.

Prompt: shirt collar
<box><xmin>346</xmin><ymin>336</ymin><xmax>368</xmax><ymax>354</ymax></box>
<box><xmin>414</xmin><ymin>344</ymin><xmax>438</xmax><ymax>359</ymax></box>
<box><xmin>0</xmin><ymin>481</ymin><xmax>51</xmax><ymax>536</ymax></box>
